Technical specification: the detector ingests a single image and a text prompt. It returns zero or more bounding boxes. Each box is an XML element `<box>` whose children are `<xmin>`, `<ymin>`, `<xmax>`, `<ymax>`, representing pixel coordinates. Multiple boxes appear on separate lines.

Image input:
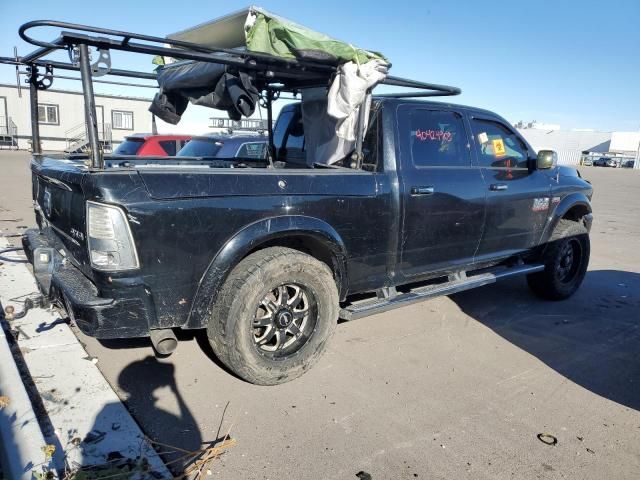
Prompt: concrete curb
<box><xmin>0</xmin><ymin>237</ymin><xmax>172</xmax><ymax>479</ymax></box>
<box><xmin>0</xmin><ymin>319</ymin><xmax>58</xmax><ymax>480</ymax></box>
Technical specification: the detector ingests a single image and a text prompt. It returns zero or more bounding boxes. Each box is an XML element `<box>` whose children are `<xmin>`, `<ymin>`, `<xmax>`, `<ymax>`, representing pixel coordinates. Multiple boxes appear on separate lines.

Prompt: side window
<box><xmin>362</xmin><ymin>105</ymin><xmax>382</xmax><ymax>171</ymax></box>
<box><xmin>470</xmin><ymin>119</ymin><xmax>528</xmax><ymax>168</ymax></box>
<box><xmin>408</xmin><ymin>109</ymin><xmax>469</xmax><ymax>167</ymax></box>
<box><xmin>273</xmin><ymin>110</ymin><xmax>294</xmax><ymax>153</ymax></box>
<box><xmin>284</xmin><ymin>115</ymin><xmax>305</xmax><ymax>157</ymax></box>
<box><xmin>159</xmin><ymin>140</ymin><xmax>177</xmax><ymax>156</ymax></box>
<box><xmin>236</xmin><ymin>142</ymin><xmax>267</xmax><ymax>159</ymax></box>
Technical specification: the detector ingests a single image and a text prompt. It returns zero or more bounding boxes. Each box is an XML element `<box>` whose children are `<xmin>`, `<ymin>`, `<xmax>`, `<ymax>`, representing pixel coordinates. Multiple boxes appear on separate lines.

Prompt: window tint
<box><xmin>177</xmin><ymin>138</ymin><xmax>222</xmax><ymax>157</ymax></box>
<box><xmin>273</xmin><ymin>110</ymin><xmax>294</xmax><ymax>152</ymax></box>
<box><xmin>408</xmin><ymin>110</ymin><xmax>469</xmax><ymax>167</ymax></box>
<box><xmin>114</xmin><ymin>138</ymin><xmax>143</xmax><ymax>155</ymax></box>
<box><xmin>282</xmin><ymin>114</ymin><xmax>305</xmax><ymax>163</ymax></box>
<box><xmin>470</xmin><ymin>119</ymin><xmax>528</xmax><ymax>168</ymax></box>
<box><xmin>159</xmin><ymin>140</ymin><xmax>177</xmax><ymax>156</ymax></box>
<box><xmin>362</xmin><ymin>106</ymin><xmax>382</xmax><ymax>171</ymax></box>
<box><xmin>236</xmin><ymin>142</ymin><xmax>267</xmax><ymax>159</ymax></box>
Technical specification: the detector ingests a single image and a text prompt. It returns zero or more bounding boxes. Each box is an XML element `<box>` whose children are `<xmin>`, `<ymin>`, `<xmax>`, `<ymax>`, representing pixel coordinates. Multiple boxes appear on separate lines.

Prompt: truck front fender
<box><xmin>184</xmin><ymin>215</ymin><xmax>348</xmax><ymax>329</ymax></box>
<box><xmin>540</xmin><ymin>192</ymin><xmax>593</xmax><ymax>244</ymax></box>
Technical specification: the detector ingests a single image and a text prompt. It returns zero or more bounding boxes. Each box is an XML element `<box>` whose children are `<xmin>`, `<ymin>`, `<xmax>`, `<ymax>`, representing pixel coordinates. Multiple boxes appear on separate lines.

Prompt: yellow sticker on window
<box><xmin>492</xmin><ymin>138</ymin><xmax>506</xmax><ymax>157</ymax></box>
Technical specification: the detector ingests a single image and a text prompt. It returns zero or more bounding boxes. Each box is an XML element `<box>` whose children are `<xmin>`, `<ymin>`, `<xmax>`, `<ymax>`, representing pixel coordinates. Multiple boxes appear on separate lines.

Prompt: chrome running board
<box><xmin>339</xmin><ymin>264</ymin><xmax>544</xmax><ymax>321</ymax></box>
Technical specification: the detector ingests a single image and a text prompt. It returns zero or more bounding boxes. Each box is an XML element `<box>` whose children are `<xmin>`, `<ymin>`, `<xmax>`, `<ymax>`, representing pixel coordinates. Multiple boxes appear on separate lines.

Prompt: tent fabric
<box><xmin>327</xmin><ymin>59</ymin><xmax>388</xmax><ymax>141</ymax></box>
<box><xmin>151</xmin><ymin>6</ymin><xmax>390</xmax><ymax>163</ymax></box>
<box><xmin>149</xmin><ymin>60</ymin><xmax>260</xmax><ymax>124</ymax></box>
<box><xmin>245</xmin><ymin>7</ymin><xmax>387</xmax><ymax>65</ymax></box>
<box><xmin>302</xmin><ymin>58</ymin><xmax>387</xmax><ymax>166</ymax></box>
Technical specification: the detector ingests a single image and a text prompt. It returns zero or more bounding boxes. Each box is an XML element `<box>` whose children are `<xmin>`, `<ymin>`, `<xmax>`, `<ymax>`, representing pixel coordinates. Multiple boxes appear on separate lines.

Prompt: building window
<box><xmin>112</xmin><ymin>110</ymin><xmax>134</xmax><ymax>130</ymax></box>
<box><xmin>38</xmin><ymin>104</ymin><xmax>59</xmax><ymax>125</ymax></box>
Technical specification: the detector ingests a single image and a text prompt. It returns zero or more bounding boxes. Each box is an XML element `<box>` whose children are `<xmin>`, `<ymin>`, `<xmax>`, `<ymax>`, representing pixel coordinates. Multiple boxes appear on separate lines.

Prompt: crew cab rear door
<box><xmin>396</xmin><ymin>104</ymin><xmax>486</xmax><ymax>277</ymax></box>
<box><xmin>467</xmin><ymin>115</ymin><xmax>552</xmax><ymax>260</ymax></box>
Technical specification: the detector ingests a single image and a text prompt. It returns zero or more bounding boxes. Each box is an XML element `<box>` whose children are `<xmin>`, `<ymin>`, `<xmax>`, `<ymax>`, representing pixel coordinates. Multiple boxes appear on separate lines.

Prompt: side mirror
<box><xmin>537</xmin><ymin>150</ymin><xmax>558</xmax><ymax>169</ymax></box>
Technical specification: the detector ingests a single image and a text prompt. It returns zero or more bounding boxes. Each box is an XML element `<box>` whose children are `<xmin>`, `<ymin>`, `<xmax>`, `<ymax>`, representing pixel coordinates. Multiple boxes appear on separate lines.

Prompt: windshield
<box><xmin>114</xmin><ymin>138</ymin><xmax>144</xmax><ymax>155</ymax></box>
<box><xmin>177</xmin><ymin>138</ymin><xmax>223</xmax><ymax>157</ymax></box>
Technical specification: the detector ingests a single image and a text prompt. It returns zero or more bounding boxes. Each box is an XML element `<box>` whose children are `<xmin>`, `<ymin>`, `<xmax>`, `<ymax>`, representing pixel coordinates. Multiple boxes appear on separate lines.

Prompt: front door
<box><xmin>397</xmin><ymin>105</ymin><xmax>486</xmax><ymax>278</ymax></box>
<box><xmin>468</xmin><ymin>115</ymin><xmax>552</xmax><ymax>260</ymax></box>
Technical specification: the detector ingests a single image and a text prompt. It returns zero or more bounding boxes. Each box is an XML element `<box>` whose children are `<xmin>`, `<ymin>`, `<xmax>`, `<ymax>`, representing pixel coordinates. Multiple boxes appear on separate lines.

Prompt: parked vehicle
<box><xmin>10</xmin><ymin>16</ymin><xmax>594</xmax><ymax>385</ymax></box>
<box><xmin>582</xmin><ymin>157</ymin><xmax>593</xmax><ymax>166</ymax></box>
<box><xmin>23</xmin><ymin>98</ymin><xmax>594</xmax><ymax>384</ymax></box>
<box><xmin>593</xmin><ymin>156</ymin><xmax>618</xmax><ymax>167</ymax></box>
<box><xmin>177</xmin><ymin>134</ymin><xmax>267</xmax><ymax>160</ymax></box>
<box><xmin>622</xmin><ymin>159</ymin><xmax>636</xmax><ymax>168</ymax></box>
<box><xmin>114</xmin><ymin>134</ymin><xmax>192</xmax><ymax>156</ymax></box>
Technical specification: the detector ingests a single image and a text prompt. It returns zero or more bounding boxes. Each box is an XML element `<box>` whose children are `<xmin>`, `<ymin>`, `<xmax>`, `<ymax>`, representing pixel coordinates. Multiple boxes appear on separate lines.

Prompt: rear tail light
<box><xmin>86</xmin><ymin>201</ymin><xmax>139</xmax><ymax>271</ymax></box>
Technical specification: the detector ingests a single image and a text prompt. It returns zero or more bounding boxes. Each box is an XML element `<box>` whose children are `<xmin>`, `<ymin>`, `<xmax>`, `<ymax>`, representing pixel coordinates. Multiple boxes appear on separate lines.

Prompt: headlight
<box><xmin>86</xmin><ymin>201</ymin><xmax>139</xmax><ymax>271</ymax></box>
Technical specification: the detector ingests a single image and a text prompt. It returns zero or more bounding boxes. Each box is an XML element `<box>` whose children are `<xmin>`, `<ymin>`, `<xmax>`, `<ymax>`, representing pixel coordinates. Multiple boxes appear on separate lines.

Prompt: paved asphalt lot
<box><xmin>1</xmin><ymin>151</ymin><xmax>639</xmax><ymax>479</ymax></box>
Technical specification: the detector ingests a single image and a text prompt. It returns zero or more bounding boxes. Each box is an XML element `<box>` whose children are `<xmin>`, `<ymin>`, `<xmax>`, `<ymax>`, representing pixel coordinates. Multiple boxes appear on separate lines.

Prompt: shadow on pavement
<box><xmin>451</xmin><ymin>269</ymin><xmax>640</xmax><ymax>411</ymax></box>
<box><xmin>116</xmin><ymin>356</ymin><xmax>202</xmax><ymax>474</ymax></box>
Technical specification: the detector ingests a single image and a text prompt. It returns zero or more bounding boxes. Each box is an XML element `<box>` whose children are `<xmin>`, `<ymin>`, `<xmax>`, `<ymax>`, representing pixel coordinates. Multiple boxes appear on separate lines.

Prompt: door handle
<box><xmin>410</xmin><ymin>186</ymin><xmax>435</xmax><ymax>196</ymax></box>
<box><xmin>490</xmin><ymin>183</ymin><xmax>508</xmax><ymax>191</ymax></box>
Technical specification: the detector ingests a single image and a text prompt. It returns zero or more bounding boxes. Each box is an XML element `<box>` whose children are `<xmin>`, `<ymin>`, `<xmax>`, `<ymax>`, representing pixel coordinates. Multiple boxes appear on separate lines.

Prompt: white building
<box><xmin>517</xmin><ymin>126</ymin><xmax>640</xmax><ymax>168</ymax></box>
<box><xmin>0</xmin><ymin>83</ymin><xmax>153</xmax><ymax>151</ymax></box>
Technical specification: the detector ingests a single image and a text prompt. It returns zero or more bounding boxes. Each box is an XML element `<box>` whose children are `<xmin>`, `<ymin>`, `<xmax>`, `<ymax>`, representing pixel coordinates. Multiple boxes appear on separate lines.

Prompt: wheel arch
<box><xmin>541</xmin><ymin>193</ymin><xmax>593</xmax><ymax>244</ymax></box>
<box><xmin>184</xmin><ymin>215</ymin><xmax>348</xmax><ymax>329</ymax></box>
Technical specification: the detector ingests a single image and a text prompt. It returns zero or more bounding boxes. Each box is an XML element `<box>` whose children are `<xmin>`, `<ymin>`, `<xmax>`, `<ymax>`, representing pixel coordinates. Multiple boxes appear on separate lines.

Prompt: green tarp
<box><xmin>245</xmin><ymin>8</ymin><xmax>387</xmax><ymax>65</ymax></box>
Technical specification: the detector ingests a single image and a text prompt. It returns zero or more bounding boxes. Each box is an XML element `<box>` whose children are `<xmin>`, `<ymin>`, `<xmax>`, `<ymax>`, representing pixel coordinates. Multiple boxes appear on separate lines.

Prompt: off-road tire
<box><xmin>527</xmin><ymin>219</ymin><xmax>590</xmax><ymax>300</ymax></box>
<box><xmin>207</xmin><ymin>247</ymin><xmax>339</xmax><ymax>385</ymax></box>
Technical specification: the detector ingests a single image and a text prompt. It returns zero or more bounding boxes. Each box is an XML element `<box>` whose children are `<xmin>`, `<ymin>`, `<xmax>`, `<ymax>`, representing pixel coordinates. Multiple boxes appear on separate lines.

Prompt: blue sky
<box><xmin>1</xmin><ymin>0</ymin><xmax>638</xmax><ymax>132</ymax></box>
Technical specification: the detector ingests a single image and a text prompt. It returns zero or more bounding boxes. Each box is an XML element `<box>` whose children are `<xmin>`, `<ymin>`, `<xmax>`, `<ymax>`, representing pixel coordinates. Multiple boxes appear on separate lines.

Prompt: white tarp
<box><xmin>302</xmin><ymin>59</ymin><xmax>388</xmax><ymax>166</ymax></box>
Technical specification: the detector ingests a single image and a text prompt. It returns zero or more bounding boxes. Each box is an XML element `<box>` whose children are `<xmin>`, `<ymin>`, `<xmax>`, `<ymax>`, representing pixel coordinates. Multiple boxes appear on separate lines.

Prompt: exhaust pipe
<box><xmin>149</xmin><ymin>328</ymin><xmax>178</xmax><ymax>356</ymax></box>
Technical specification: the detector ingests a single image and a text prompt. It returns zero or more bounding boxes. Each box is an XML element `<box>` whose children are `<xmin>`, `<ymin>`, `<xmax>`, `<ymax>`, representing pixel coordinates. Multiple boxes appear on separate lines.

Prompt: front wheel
<box><xmin>527</xmin><ymin>219</ymin><xmax>590</xmax><ymax>300</ymax></box>
<box><xmin>207</xmin><ymin>247</ymin><xmax>339</xmax><ymax>385</ymax></box>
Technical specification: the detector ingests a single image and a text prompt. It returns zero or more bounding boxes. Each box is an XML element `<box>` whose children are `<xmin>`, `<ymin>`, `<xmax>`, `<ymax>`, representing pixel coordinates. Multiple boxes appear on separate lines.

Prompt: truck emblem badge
<box><xmin>532</xmin><ymin>197</ymin><xmax>550</xmax><ymax>212</ymax></box>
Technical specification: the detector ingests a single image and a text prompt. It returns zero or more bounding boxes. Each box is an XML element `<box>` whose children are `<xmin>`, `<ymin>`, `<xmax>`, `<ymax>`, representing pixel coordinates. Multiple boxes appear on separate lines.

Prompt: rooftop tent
<box><xmin>166</xmin><ymin>6</ymin><xmax>387</xmax><ymax>65</ymax></box>
<box><xmin>152</xmin><ymin>6</ymin><xmax>390</xmax><ymax>165</ymax></box>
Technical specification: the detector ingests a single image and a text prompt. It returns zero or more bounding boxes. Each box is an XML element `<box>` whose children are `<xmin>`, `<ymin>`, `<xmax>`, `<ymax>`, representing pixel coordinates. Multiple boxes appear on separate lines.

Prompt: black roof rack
<box><xmin>0</xmin><ymin>20</ymin><xmax>461</xmax><ymax>168</ymax></box>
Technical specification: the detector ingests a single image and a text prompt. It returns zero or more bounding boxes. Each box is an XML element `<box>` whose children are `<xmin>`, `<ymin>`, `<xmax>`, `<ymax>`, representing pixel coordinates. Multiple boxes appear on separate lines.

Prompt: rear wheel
<box><xmin>527</xmin><ymin>219</ymin><xmax>590</xmax><ymax>300</ymax></box>
<box><xmin>207</xmin><ymin>247</ymin><xmax>339</xmax><ymax>385</ymax></box>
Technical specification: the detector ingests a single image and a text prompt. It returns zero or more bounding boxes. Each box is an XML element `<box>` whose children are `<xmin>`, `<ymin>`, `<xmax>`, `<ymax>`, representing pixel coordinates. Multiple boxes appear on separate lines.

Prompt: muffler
<box><xmin>149</xmin><ymin>328</ymin><xmax>178</xmax><ymax>355</ymax></box>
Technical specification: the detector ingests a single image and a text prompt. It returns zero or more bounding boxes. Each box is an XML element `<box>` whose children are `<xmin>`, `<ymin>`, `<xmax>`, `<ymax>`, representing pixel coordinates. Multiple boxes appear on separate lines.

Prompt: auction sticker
<box><xmin>492</xmin><ymin>138</ymin><xmax>506</xmax><ymax>157</ymax></box>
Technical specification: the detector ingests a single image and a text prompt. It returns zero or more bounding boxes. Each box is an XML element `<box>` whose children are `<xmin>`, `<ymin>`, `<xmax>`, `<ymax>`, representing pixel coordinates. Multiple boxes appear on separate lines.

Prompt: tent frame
<box><xmin>0</xmin><ymin>20</ymin><xmax>461</xmax><ymax>169</ymax></box>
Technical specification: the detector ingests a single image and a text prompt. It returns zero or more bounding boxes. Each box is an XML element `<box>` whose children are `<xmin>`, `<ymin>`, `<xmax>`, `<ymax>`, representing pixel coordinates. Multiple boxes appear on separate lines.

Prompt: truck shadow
<box><xmin>449</xmin><ymin>269</ymin><xmax>640</xmax><ymax>411</ymax></box>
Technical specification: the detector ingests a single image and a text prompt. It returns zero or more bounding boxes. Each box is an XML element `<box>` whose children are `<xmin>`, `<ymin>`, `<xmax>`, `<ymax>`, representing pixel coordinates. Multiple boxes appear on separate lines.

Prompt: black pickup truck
<box><xmin>23</xmin><ymin>99</ymin><xmax>593</xmax><ymax>384</ymax></box>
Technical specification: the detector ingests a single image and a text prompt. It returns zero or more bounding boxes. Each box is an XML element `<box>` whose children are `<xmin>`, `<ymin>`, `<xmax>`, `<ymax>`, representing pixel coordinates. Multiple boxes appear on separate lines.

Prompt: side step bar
<box><xmin>339</xmin><ymin>264</ymin><xmax>544</xmax><ymax>321</ymax></box>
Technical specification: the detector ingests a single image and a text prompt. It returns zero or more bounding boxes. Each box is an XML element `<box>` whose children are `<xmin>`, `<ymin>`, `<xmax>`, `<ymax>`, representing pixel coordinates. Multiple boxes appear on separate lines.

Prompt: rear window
<box><xmin>177</xmin><ymin>139</ymin><xmax>223</xmax><ymax>157</ymax></box>
<box><xmin>114</xmin><ymin>138</ymin><xmax>144</xmax><ymax>155</ymax></box>
<box><xmin>159</xmin><ymin>140</ymin><xmax>177</xmax><ymax>156</ymax></box>
<box><xmin>236</xmin><ymin>142</ymin><xmax>267</xmax><ymax>159</ymax></box>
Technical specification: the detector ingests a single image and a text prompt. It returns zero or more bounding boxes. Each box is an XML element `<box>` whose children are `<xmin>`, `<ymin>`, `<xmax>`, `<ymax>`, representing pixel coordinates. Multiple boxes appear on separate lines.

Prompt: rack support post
<box><xmin>78</xmin><ymin>42</ymin><xmax>103</xmax><ymax>168</ymax></box>
<box><xmin>28</xmin><ymin>65</ymin><xmax>41</xmax><ymax>154</ymax></box>
<box><xmin>266</xmin><ymin>89</ymin><xmax>275</xmax><ymax>159</ymax></box>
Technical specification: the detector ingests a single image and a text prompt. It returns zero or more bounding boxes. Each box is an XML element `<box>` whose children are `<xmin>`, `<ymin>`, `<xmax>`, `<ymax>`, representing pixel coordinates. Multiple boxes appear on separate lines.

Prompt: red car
<box><xmin>113</xmin><ymin>134</ymin><xmax>192</xmax><ymax>156</ymax></box>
